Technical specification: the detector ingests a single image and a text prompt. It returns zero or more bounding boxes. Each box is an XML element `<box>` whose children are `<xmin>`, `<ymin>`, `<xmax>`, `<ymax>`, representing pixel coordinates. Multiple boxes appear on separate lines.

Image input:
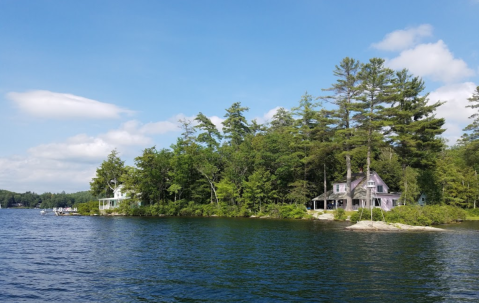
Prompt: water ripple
<box><xmin>1</xmin><ymin>210</ymin><xmax>479</xmax><ymax>302</ymax></box>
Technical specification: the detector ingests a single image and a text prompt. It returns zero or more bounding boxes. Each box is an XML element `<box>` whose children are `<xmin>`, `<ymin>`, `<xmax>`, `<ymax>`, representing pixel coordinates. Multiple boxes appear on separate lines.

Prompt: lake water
<box><xmin>1</xmin><ymin>209</ymin><xmax>479</xmax><ymax>302</ymax></box>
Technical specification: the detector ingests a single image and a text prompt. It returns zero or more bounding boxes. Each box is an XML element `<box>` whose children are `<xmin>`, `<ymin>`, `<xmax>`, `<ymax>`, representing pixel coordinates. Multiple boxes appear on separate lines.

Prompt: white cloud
<box><xmin>254</xmin><ymin>107</ymin><xmax>282</xmax><ymax>124</ymax></box>
<box><xmin>209</xmin><ymin>116</ymin><xmax>225</xmax><ymax>131</ymax></box>
<box><xmin>428</xmin><ymin>82</ymin><xmax>477</xmax><ymax>143</ymax></box>
<box><xmin>387</xmin><ymin>40</ymin><xmax>475</xmax><ymax>83</ymax></box>
<box><xmin>0</xmin><ymin>155</ymin><xmax>97</xmax><ymax>193</ymax></box>
<box><xmin>7</xmin><ymin>90</ymin><xmax>134</xmax><ymax>119</ymax></box>
<box><xmin>28</xmin><ymin>134</ymin><xmax>114</xmax><ymax>163</ymax></box>
<box><xmin>140</xmin><ymin>114</ymin><xmax>195</xmax><ymax>135</ymax></box>
<box><xmin>372</xmin><ymin>24</ymin><xmax>433</xmax><ymax>51</ymax></box>
<box><xmin>0</xmin><ymin>112</ymin><xmax>226</xmax><ymax>193</ymax></box>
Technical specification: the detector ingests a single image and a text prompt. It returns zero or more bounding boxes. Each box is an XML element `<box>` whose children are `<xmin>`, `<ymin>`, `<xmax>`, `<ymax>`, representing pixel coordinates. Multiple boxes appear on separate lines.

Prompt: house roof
<box><xmin>336</xmin><ymin>173</ymin><xmax>365</xmax><ymax>184</ymax></box>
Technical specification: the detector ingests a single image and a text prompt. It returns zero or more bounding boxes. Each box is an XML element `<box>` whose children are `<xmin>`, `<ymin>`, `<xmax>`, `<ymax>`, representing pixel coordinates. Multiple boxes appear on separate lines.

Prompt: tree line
<box><xmin>0</xmin><ymin>189</ymin><xmax>94</xmax><ymax>209</ymax></box>
<box><xmin>90</xmin><ymin>57</ymin><xmax>479</xmax><ymax>214</ymax></box>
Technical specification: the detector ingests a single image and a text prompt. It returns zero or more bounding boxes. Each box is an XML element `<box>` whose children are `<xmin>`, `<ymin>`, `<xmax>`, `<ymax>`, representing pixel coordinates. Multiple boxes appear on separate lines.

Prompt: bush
<box><xmin>466</xmin><ymin>208</ymin><xmax>479</xmax><ymax>217</ymax></box>
<box><xmin>350</xmin><ymin>208</ymin><xmax>384</xmax><ymax>223</ymax></box>
<box><xmin>385</xmin><ymin>205</ymin><xmax>466</xmax><ymax>226</ymax></box>
<box><xmin>334</xmin><ymin>208</ymin><xmax>347</xmax><ymax>221</ymax></box>
<box><xmin>76</xmin><ymin>201</ymin><xmax>100</xmax><ymax>216</ymax></box>
<box><xmin>277</xmin><ymin>204</ymin><xmax>307</xmax><ymax>219</ymax></box>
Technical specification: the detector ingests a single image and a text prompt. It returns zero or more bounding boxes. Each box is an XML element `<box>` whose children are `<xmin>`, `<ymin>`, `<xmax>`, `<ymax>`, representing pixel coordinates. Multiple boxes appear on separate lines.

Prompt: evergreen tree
<box><xmin>195</xmin><ymin>112</ymin><xmax>222</xmax><ymax>149</ymax></box>
<box><xmin>222</xmin><ymin>102</ymin><xmax>250</xmax><ymax>146</ymax></box>
<box><xmin>357</xmin><ymin>58</ymin><xmax>394</xmax><ymax>207</ymax></box>
<box><xmin>399</xmin><ymin>166</ymin><xmax>420</xmax><ymax>205</ymax></box>
<box><xmin>290</xmin><ymin>92</ymin><xmax>318</xmax><ymax>198</ymax></box>
<box><xmin>132</xmin><ymin>147</ymin><xmax>172</xmax><ymax>205</ymax></box>
<box><xmin>387</xmin><ymin>69</ymin><xmax>445</xmax><ymax>170</ymax></box>
<box><xmin>90</xmin><ymin>149</ymin><xmax>126</xmax><ymax>197</ymax></box>
<box><xmin>322</xmin><ymin>57</ymin><xmax>363</xmax><ymax>211</ymax></box>
<box><xmin>463</xmin><ymin>86</ymin><xmax>479</xmax><ymax>141</ymax></box>
<box><xmin>385</xmin><ymin>69</ymin><xmax>445</xmax><ymax>202</ymax></box>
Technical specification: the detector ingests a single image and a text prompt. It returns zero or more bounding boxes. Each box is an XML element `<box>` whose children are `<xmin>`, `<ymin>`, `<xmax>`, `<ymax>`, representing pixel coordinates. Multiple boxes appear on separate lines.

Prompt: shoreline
<box><xmin>346</xmin><ymin>220</ymin><xmax>445</xmax><ymax>231</ymax></box>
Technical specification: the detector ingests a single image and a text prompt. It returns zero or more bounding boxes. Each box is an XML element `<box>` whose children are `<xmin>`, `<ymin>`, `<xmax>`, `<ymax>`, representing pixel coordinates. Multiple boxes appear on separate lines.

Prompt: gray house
<box><xmin>311</xmin><ymin>171</ymin><xmax>401</xmax><ymax>211</ymax></box>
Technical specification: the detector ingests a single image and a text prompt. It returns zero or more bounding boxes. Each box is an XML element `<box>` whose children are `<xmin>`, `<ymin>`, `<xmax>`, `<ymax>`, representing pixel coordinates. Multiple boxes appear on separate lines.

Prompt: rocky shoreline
<box><xmin>346</xmin><ymin>220</ymin><xmax>445</xmax><ymax>231</ymax></box>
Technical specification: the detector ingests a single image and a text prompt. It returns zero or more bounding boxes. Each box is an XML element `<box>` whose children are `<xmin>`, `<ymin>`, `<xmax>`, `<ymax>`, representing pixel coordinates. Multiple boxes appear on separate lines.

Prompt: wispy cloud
<box><xmin>371</xmin><ymin>24</ymin><xmax>433</xmax><ymax>52</ymax></box>
<box><xmin>7</xmin><ymin>90</ymin><xmax>134</xmax><ymax>119</ymax></box>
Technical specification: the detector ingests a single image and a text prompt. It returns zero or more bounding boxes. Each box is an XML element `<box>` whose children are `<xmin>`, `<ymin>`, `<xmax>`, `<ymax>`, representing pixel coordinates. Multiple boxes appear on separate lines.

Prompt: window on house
<box><xmin>422</xmin><ymin>197</ymin><xmax>425</xmax><ymax>202</ymax></box>
<box><xmin>393</xmin><ymin>199</ymin><xmax>397</xmax><ymax>206</ymax></box>
<box><xmin>336</xmin><ymin>184</ymin><xmax>339</xmax><ymax>192</ymax></box>
<box><xmin>377</xmin><ymin>185</ymin><xmax>383</xmax><ymax>193</ymax></box>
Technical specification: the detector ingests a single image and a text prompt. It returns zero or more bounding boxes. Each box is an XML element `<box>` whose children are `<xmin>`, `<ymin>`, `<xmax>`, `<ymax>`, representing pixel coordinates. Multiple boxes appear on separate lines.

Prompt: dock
<box><xmin>53</xmin><ymin>207</ymin><xmax>79</xmax><ymax>216</ymax></box>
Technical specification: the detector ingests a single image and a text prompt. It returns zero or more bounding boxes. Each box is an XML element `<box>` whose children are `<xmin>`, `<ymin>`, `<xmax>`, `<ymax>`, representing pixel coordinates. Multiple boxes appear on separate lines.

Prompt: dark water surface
<box><xmin>1</xmin><ymin>209</ymin><xmax>479</xmax><ymax>302</ymax></box>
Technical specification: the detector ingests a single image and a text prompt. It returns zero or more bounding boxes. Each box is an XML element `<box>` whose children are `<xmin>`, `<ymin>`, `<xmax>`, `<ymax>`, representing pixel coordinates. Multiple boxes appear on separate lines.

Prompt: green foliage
<box><xmin>386</xmin><ymin>69</ymin><xmax>445</xmax><ymax>170</ymax></box>
<box><xmin>334</xmin><ymin>208</ymin><xmax>347</xmax><ymax>221</ymax></box>
<box><xmin>385</xmin><ymin>205</ymin><xmax>466</xmax><ymax>226</ymax></box>
<box><xmin>350</xmin><ymin>208</ymin><xmax>383</xmax><ymax>223</ymax></box>
<box><xmin>371</xmin><ymin>148</ymin><xmax>402</xmax><ymax>192</ymax></box>
<box><xmin>266</xmin><ymin>204</ymin><xmax>307</xmax><ymax>219</ymax></box>
<box><xmin>463</xmin><ymin>86</ymin><xmax>479</xmax><ymax>141</ymax></box>
<box><xmin>466</xmin><ymin>208</ymin><xmax>479</xmax><ymax>217</ymax></box>
<box><xmin>81</xmin><ymin>57</ymin><xmax>457</xmax><ymax>220</ymax></box>
<box><xmin>222</xmin><ymin>102</ymin><xmax>250</xmax><ymax>146</ymax></box>
<box><xmin>90</xmin><ymin>149</ymin><xmax>126</xmax><ymax>197</ymax></box>
<box><xmin>399</xmin><ymin>166</ymin><xmax>420</xmax><ymax>205</ymax></box>
<box><xmin>0</xmin><ymin>189</ymin><xmax>94</xmax><ymax>209</ymax></box>
<box><xmin>77</xmin><ymin>201</ymin><xmax>100</xmax><ymax>215</ymax></box>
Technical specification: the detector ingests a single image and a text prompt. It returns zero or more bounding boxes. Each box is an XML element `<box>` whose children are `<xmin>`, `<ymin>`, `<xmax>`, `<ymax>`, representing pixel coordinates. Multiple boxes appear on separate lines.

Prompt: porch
<box><xmin>309</xmin><ymin>198</ymin><xmax>394</xmax><ymax>211</ymax></box>
<box><xmin>99</xmin><ymin>198</ymin><xmax>126</xmax><ymax>210</ymax></box>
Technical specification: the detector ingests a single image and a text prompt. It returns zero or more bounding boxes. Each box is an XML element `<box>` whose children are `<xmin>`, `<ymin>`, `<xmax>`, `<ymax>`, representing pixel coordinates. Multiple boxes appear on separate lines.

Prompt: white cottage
<box><xmin>99</xmin><ymin>185</ymin><xmax>129</xmax><ymax>210</ymax></box>
<box><xmin>312</xmin><ymin>171</ymin><xmax>401</xmax><ymax>211</ymax></box>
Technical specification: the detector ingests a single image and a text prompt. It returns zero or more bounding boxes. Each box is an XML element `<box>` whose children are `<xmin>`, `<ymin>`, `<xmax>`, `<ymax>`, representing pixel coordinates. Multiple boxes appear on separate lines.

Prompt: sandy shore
<box><xmin>346</xmin><ymin>220</ymin><xmax>445</xmax><ymax>231</ymax></box>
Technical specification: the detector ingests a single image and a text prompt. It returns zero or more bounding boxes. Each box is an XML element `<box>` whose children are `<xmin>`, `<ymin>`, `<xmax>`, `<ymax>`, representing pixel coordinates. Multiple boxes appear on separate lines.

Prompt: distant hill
<box><xmin>0</xmin><ymin>190</ymin><xmax>95</xmax><ymax>208</ymax></box>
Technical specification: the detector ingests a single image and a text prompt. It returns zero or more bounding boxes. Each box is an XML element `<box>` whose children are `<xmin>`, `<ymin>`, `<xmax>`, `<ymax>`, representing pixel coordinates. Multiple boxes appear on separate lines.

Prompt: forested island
<box><xmin>84</xmin><ymin>57</ymin><xmax>479</xmax><ymax>222</ymax></box>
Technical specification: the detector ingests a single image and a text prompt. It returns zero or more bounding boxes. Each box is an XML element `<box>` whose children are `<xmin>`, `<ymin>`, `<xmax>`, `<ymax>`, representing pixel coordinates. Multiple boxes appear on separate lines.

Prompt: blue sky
<box><xmin>1</xmin><ymin>0</ymin><xmax>478</xmax><ymax>193</ymax></box>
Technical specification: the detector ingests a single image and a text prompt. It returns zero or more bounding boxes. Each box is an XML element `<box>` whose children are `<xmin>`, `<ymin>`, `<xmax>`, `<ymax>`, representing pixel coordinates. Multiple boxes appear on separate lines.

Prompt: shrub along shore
<box><xmin>77</xmin><ymin>200</ymin><xmax>310</xmax><ymax>219</ymax></box>
<box><xmin>78</xmin><ymin>200</ymin><xmax>469</xmax><ymax>226</ymax></box>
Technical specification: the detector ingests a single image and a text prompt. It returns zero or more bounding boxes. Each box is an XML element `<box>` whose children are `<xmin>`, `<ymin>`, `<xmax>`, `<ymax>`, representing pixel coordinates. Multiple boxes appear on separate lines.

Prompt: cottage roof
<box><xmin>337</xmin><ymin>173</ymin><xmax>365</xmax><ymax>184</ymax></box>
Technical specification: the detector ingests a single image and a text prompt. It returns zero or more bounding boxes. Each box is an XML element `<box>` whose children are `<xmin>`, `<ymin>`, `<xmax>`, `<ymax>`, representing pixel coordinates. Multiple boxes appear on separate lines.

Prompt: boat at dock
<box><xmin>53</xmin><ymin>207</ymin><xmax>79</xmax><ymax>216</ymax></box>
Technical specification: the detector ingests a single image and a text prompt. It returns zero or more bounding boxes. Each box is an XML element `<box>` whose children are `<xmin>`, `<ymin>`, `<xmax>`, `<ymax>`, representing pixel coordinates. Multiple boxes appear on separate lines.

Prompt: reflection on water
<box><xmin>1</xmin><ymin>209</ymin><xmax>479</xmax><ymax>302</ymax></box>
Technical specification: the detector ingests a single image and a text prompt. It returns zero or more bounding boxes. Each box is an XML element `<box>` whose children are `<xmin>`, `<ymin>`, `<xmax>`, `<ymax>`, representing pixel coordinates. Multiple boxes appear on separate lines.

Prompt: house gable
<box><xmin>332</xmin><ymin>173</ymin><xmax>366</xmax><ymax>194</ymax></box>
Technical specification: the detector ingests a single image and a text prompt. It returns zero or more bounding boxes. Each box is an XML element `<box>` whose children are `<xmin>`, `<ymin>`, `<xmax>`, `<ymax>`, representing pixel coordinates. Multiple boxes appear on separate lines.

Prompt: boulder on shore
<box><xmin>346</xmin><ymin>220</ymin><xmax>445</xmax><ymax>231</ymax></box>
<box><xmin>309</xmin><ymin>212</ymin><xmax>334</xmax><ymax>220</ymax></box>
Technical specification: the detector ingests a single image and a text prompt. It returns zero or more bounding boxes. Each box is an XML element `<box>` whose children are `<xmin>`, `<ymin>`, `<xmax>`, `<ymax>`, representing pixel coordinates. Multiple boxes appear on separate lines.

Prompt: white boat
<box><xmin>40</xmin><ymin>209</ymin><xmax>47</xmax><ymax>215</ymax></box>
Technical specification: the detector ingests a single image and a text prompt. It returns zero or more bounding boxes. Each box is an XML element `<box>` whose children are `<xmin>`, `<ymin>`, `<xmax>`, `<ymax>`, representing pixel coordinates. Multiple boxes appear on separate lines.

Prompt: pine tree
<box><xmin>387</xmin><ymin>69</ymin><xmax>445</xmax><ymax>170</ymax></box>
<box><xmin>357</xmin><ymin>58</ymin><xmax>394</xmax><ymax>208</ymax></box>
<box><xmin>90</xmin><ymin>149</ymin><xmax>126</xmax><ymax>197</ymax></box>
<box><xmin>222</xmin><ymin>102</ymin><xmax>250</xmax><ymax>146</ymax></box>
<box><xmin>463</xmin><ymin>86</ymin><xmax>479</xmax><ymax>141</ymax></box>
<box><xmin>322</xmin><ymin>57</ymin><xmax>362</xmax><ymax>211</ymax></box>
<box><xmin>195</xmin><ymin>112</ymin><xmax>222</xmax><ymax>149</ymax></box>
<box><xmin>385</xmin><ymin>69</ymin><xmax>445</xmax><ymax>202</ymax></box>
